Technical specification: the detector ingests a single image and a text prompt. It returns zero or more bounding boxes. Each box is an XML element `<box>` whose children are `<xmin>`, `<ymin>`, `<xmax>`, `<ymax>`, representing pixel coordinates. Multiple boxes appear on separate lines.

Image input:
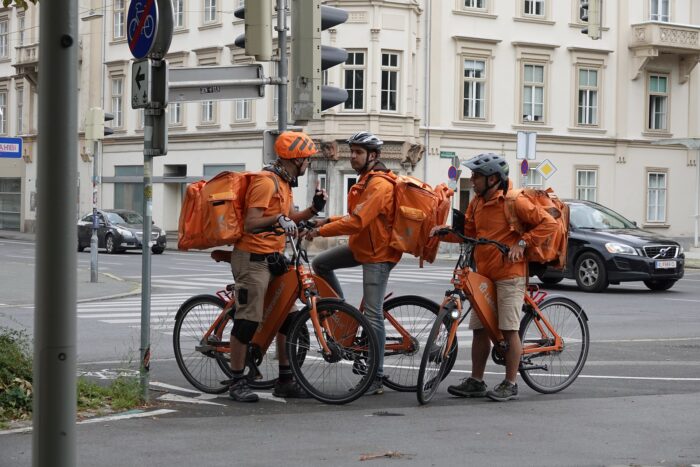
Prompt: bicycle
<box><xmin>416</xmin><ymin>228</ymin><xmax>590</xmax><ymax>405</ymax></box>
<box><xmin>173</xmin><ymin>223</ymin><xmax>380</xmax><ymax>404</ymax></box>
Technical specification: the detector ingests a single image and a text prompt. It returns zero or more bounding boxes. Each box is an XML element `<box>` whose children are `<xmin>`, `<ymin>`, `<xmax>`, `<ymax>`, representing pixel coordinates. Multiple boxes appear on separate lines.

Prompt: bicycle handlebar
<box><xmin>434</xmin><ymin>227</ymin><xmax>510</xmax><ymax>256</ymax></box>
<box><xmin>250</xmin><ymin>220</ymin><xmax>317</xmax><ymax>236</ymax></box>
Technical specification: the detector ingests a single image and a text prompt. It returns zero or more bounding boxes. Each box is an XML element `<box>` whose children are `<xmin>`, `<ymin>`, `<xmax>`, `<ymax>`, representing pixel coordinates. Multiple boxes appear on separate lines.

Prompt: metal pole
<box><xmin>140</xmin><ymin>115</ymin><xmax>154</xmax><ymax>402</ymax></box>
<box><xmin>695</xmin><ymin>149</ymin><xmax>699</xmax><ymax>248</ymax></box>
<box><xmin>277</xmin><ymin>0</ymin><xmax>288</xmax><ymax>133</ymax></box>
<box><xmin>33</xmin><ymin>0</ymin><xmax>78</xmax><ymax>465</ymax></box>
<box><xmin>90</xmin><ymin>139</ymin><xmax>99</xmax><ymax>282</ymax></box>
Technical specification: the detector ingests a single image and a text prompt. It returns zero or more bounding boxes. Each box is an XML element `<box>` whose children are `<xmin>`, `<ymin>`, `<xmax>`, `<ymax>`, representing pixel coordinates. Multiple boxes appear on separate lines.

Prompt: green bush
<box><xmin>0</xmin><ymin>327</ymin><xmax>33</xmax><ymax>424</ymax></box>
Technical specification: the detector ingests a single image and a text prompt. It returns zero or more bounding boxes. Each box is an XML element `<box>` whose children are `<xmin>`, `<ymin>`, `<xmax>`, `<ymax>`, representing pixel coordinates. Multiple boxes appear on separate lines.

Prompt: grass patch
<box><xmin>1</xmin><ymin>326</ymin><xmax>144</xmax><ymax>429</ymax></box>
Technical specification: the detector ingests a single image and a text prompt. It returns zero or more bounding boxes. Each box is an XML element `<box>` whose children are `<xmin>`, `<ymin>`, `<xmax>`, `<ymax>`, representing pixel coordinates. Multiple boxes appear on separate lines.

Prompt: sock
<box><xmin>231</xmin><ymin>369</ymin><xmax>244</xmax><ymax>382</ymax></box>
<box><xmin>278</xmin><ymin>365</ymin><xmax>293</xmax><ymax>384</ymax></box>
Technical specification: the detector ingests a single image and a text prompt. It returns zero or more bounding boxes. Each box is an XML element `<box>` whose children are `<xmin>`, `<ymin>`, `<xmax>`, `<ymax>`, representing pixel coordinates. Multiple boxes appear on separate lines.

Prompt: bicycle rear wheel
<box><xmin>173</xmin><ymin>295</ymin><xmax>232</xmax><ymax>394</ymax></box>
<box><xmin>382</xmin><ymin>295</ymin><xmax>443</xmax><ymax>392</ymax></box>
<box><xmin>519</xmin><ymin>296</ymin><xmax>589</xmax><ymax>394</ymax></box>
<box><xmin>286</xmin><ymin>299</ymin><xmax>379</xmax><ymax>405</ymax></box>
<box><xmin>417</xmin><ymin>306</ymin><xmax>459</xmax><ymax>405</ymax></box>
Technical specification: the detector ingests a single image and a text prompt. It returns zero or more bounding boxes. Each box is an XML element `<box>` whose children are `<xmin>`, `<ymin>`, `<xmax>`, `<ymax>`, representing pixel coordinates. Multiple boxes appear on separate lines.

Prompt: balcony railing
<box><xmin>629</xmin><ymin>22</ymin><xmax>700</xmax><ymax>82</ymax></box>
<box><xmin>14</xmin><ymin>43</ymin><xmax>39</xmax><ymax>66</ymax></box>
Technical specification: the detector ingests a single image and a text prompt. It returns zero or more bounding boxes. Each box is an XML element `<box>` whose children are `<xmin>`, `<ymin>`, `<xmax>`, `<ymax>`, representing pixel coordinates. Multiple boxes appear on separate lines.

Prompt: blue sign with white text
<box><xmin>0</xmin><ymin>137</ymin><xmax>22</xmax><ymax>158</ymax></box>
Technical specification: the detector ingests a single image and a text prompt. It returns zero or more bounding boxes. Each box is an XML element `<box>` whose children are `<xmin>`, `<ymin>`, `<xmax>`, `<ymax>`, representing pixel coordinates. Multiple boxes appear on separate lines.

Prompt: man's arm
<box><xmin>317</xmin><ymin>177</ymin><xmax>392</xmax><ymax>237</ymax></box>
<box><xmin>514</xmin><ymin>197</ymin><xmax>558</xmax><ymax>247</ymax></box>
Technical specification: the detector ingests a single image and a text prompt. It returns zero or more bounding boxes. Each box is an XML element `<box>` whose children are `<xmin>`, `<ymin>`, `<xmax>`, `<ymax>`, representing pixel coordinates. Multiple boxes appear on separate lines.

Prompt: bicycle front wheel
<box><xmin>286</xmin><ymin>299</ymin><xmax>379</xmax><ymax>405</ymax></box>
<box><xmin>382</xmin><ymin>295</ymin><xmax>442</xmax><ymax>392</ymax></box>
<box><xmin>519</xmin><ymin>296</ymin><xmax>589</xmax><ymax>394</ymax></box>
<box><xmin>417</xmin><ymin>306</ymin><xmax>459</xmax><ymax>405</ymax></box>
<box><xmin>173</xmin><ymin>295</ymin><xmax>232</xmax><ymax>394</ymax></box>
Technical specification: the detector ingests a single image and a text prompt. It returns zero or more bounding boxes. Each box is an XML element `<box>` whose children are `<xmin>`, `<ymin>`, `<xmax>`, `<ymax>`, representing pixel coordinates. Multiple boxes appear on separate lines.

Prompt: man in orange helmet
<box><xmin>227</xmin><ymin>130</ymin><xmax>327</xmax><ymax>402</ymax></box>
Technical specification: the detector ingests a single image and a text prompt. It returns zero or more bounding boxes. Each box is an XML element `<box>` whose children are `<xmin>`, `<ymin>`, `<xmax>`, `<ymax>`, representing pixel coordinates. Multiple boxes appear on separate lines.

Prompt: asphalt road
<box><xmin>1</xmin><ymin>241</ymin><xmax>699</xmax><ymax>466</ymax></box>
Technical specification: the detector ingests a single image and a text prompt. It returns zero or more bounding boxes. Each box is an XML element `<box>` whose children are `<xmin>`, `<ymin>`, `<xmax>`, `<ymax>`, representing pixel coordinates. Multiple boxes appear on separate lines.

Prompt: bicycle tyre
<box><xmin>518</xmin><ymin>296</ymin><xmax>589</xmax><ymax>394</ymax></box>
<box><xmin>382</xmin><ymin>295</ymin><xmax>447</xmax><ymax>392</ymax></box>
<box><xmin>286</xmin><ymin>299</ymin><xmax>379</xmax><ymax>405</ymax></box>
<box><xmin>417</xmin><ymin>306</ymin><xmax>459</xmax><ymax>405</ymax></box>
<box><xmin>173</xmin><ymin>295</ymin><xmax>232</xmax><ymax>394</ymax></box>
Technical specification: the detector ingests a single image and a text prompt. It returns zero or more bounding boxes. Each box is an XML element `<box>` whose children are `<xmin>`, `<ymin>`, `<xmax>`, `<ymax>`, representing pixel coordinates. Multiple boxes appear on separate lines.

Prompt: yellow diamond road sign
<box><xmin>536</xmin><ymin>159</ymin><xmax>557</xmax><ymax>179</ymax></box>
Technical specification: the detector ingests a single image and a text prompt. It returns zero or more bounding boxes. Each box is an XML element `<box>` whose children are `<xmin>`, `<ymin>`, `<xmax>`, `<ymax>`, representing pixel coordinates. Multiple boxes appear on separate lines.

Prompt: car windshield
<box><xmin>569</xmin><ymin>203</ymin><xmax>636</xmax><ymax>230</ymax></box>
<box><xmin>105</xmin><ymin>211</ymin><xmax>143</xmax><ymax>225</ymax></box>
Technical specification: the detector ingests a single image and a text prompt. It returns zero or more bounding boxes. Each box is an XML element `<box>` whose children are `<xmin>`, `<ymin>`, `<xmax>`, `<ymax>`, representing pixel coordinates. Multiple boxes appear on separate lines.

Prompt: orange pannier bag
<box><xmin>374</xmin><ymin>174</ymin><xmax>454</xmax><ymax>266</ymax></box>
<box><xmin>177</xmin><ymin>171</ymin><xmax>277</xmax><ymax>250</ymax></box>
<box><xmin>503</xmin><ymin>187</ymin><xmax>570</xmax><ymax>270</ymax></box>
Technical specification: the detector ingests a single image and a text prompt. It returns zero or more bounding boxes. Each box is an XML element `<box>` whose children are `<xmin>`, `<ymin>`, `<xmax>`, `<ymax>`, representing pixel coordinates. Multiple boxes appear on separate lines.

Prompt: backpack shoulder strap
<box><xmin>503</xmin><ymin>189</ymin><xmax>525</xmax><ymax>234</ymax></box>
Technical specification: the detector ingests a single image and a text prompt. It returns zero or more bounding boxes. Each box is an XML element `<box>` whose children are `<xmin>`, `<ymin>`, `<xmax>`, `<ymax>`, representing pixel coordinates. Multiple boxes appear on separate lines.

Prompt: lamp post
<box><xmin>651</xmin><ymin>138</ymin><xmax>700</xmax><ymax>248</ymax></box>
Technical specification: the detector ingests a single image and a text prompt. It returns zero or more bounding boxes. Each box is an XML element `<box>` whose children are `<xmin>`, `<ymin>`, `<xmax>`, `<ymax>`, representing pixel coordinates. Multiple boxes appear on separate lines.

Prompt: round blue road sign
<box><xmin>520</xmin><ymin>159</ymin><xmax>529</xmax><ymax>175</ymax></box>
<box><xmin>448</xmin><ymin>166</ymin><xmax>458</xmax><ymax>180</ymax></box>
<box><xmin>127</xmin><ymin>0</ymin><xmax>159</xmax><ymax>59</ymax></box>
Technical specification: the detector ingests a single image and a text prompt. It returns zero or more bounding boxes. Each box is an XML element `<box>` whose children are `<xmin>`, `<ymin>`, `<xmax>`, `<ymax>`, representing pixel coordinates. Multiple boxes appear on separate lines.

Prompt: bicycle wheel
<box><xmin>382</xmin><ymin>295</ymin><xmax>442</xmax><ymax>392</ymax></box>
<box><xmin>519</xmin><ymin>296</ymin><xmax>589</xmax><ymax>394</ymax></box>
<box><xmin>286</xmin><ymin>299</ymin><xmax>379</xmax><ymax>405</ymax></box>
<box><xmin>417</xmin><ymin>306</ymin><xmax>459</xmax><ymax>405</ymax></box>
<box><xmin>173</xmin><ymin>295</ymin><xmax>232</xmax><ymax>394</ymax></box>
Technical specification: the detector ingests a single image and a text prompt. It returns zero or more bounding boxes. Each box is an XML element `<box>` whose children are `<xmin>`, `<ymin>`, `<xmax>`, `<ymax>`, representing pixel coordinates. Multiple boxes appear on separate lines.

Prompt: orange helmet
<box><xmin>275</xmin><ymin>131</ymin><xmax>317</xmax><ymax>159</ymax></box>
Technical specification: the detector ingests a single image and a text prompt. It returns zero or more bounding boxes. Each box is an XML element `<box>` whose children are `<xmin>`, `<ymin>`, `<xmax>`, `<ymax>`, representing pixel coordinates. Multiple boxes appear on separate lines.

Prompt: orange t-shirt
<box><xmin>234</xmin><ymin>172</ymin><xmax>292</xmax><ymax>254</ymax></box>
<box><xmin>463</xmin><ymin>188</ymin><xmax>558</xmax><ymax>281</ymax></box>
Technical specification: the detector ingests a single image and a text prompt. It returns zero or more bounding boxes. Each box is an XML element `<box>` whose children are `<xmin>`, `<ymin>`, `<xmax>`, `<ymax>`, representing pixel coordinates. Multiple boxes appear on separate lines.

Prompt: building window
<box><xmin>234</xmin><ymin>99</ymin><xmax>252</xmax><ymax>122</ymax></box>
<box><xmin>344</xmin><ymin>52</ymin><xmax>365</xmax><ymax>111</ymax></box>
<box><xmin>0</xmin><ymin>19</ymin><xmax>8</xmax><ymax>58</ymax></box>
<box><xmin>0</xmin><ymin>91</ymin><xmax>6</xmax><ymax>134</ymax></box>
<box><xmin>113</xmin><ymin>0</ymin><xmax>125</xmax><ymax>39</ymax></box>
<box><xmin>342</xmin><ymin>174</ymin><xmax>358</xmax><ymax>215</ymax></box>
<box><xmin>316</xmin><ymin>172</ymin><xmax>327</xmax><ymax>217</ymax></box>
<box><xmin>522</xmin><ymin>64</ymin><xmax>544</xmax><ymax>123</ymax></box>
<box><xmin>648</xmin><ymin>74</ymin><xmax>668</xmax><ymax>131</ymax></box>
<box><xmin>111</xmin><ymin>78</ymin><xmax>123</xmax><ymax>128</ymax></box>
<box><xmin>204</xmin><ymin>0</ymin><xmax>217</xmax><ymax>23</ymax></box>
<box><xmin>168</xmin><ymin>102</ymin><xmax>182</xmax><ymax>126</ymax></box>
<box><xmin>17</xmin><ymin>13</ymin><xmax>24</xmax><ymax>47</ymax></box>
<box><xmin>114</xmin><ymin>166</ymin><xmax>144</xmax><ymax>212</ymax></box>
<box><xmin>524</xmin><ymin>0</ymin><xmax>545</xmax><ymax>16</ymax></box>
<box><xmin>174</xmin><ymin>0</ymin><xmax>185</xmax><ymax>28</ymax></box>
<box><xmin>463</xmin><ymin>59</ymin><xmax>486</xmax><ymax>119</ymax></box>
<box><xmin>576</xmin><ymin>169</ymin><xmax>597</xmax><ymax>202</ymax></box>
<box><xmin>16</xmin><ymin>88</ymin><xmax>23</xmax><ymax>135</ymax></box>
<box><xmin>577</xmin><ymin>68</ymin><xmax>598</xmax><ymax>126</ymax></box>
<box><xmin>201</xmin><ymin>100</ymin><xmax>215</xmax><ymax>123</ymax></box>
<box><xmin>647</xmin><ymin>171</ymin><xmax>667</xmax><ymax>222</ymax></box>
<box><xmin>465</xmin><ymin>0</ymin><xmax>485</xmax><ymax>8</ymax></box>
<box><xmin>650</xmin><ymin>0</ymin><xmax>670</xmax><ymax>22</ymax></box>
<box><xmin>380</xmin><ymin>52</ymin><xmax>399</xmax><ymax>112</ymax></box>
<box><xmin>0</xmin><ymin>177</ymin><xmax>21</xmax><ymax>230</ymax></box>
<box><xmin>525</xmin><ymin>167</ymin><xmax>544</xmax><ymax>188</ymax></box>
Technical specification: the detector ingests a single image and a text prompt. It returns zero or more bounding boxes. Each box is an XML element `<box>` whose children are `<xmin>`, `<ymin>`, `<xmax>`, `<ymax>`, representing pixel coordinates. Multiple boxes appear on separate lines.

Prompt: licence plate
<box><xmin>655</xmin><ymin>260</ymin><xmax>676</xmax><ymax>269</ymax></box>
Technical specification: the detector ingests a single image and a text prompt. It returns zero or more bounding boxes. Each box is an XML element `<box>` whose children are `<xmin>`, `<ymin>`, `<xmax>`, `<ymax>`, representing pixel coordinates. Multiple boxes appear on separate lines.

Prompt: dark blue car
<box><xmin>77</xmin><ymin>209</ymin><xmax>166</xmax><ymax>254</ymax></box>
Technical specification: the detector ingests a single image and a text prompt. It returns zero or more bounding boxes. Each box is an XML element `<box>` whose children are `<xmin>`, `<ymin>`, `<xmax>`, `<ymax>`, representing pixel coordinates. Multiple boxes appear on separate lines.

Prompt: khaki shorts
<box><xmin>469</xmin><ymin>276</ymin><xmax>527</xmax><ymax>332</ymax></box>
<box><xmin>230</xmin><ymin>248</ymin><xmax>273</xmax><ymax>323</ymax></box>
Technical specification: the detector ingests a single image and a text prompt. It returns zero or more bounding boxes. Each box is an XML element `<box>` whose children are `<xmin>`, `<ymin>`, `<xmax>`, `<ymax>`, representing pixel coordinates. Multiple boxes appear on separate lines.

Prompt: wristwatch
<box><xmin>517</xmin><ymin>239</ymin><xmax>527</xmax><ymax>249</ymax></box>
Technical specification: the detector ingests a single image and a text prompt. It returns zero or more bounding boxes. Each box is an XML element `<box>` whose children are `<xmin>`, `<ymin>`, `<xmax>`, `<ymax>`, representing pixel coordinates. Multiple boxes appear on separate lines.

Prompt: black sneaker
<box><xmin>273</xmin><ymin>379</ymin><xmax>310</xmax><ymax>399</ymax></box>
<box><xmin>447</xmin><ymin>377</ymin><xmax>487</xmax><ymax>398</ymax></box>
<box><xmin>364</xmin><ymin>377</ymin><xmax>384</xmax><ymax>395</ymax></box>
<box><xmin>228</xmin><ymin>378</ymin><xmax>259</xmax><ymax>403</ymax></box>
<box><xmin>486</xmin><ymin>380</ymin><xmax>519</xmax><ymax>402</ymax></box>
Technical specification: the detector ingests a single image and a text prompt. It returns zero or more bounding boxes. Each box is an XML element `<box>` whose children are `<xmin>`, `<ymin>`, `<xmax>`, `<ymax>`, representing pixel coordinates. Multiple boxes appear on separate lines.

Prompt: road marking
<box><xmin>664</xmin><ymin>298</ymin><xmax>700</xmax><ymax>303</ymax></box>
<box><xmin>158</xmin><ymin>393</ymin><xmax>225</xmax><ymax>406</ymax></box>
<box><xmin>447</xmin><ymin>368</ymin><xmax>700</xmax><ymax>382</ymax></box>
<box><xmin>592</xmin><ymin>336</ymin><xmax>700</xmax><ymax>343</ymax></box>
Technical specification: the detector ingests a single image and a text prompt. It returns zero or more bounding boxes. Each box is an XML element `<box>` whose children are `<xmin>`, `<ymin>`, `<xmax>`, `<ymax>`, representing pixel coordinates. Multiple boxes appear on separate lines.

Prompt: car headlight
<box><xmin>679</xmin><ymin>244</ymin><xmax>684</xmax><ymax>255</ymax></box>
<box><xmin>605</xmin><ymin>242</ymin><xmax>638</xmax><ymax>255</ymax></box>
<box><xmin>116</xmin><ymin>228</ymin><xmax>133</xmax><ymax>237</ymax></box>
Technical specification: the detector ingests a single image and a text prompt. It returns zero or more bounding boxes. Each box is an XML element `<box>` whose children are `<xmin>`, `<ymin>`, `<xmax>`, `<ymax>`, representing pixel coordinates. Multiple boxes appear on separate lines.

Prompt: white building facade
<box><xmin>1</xmin><ymin>0</ymin><xmax>699</xmax><ymax>248</ymax></box>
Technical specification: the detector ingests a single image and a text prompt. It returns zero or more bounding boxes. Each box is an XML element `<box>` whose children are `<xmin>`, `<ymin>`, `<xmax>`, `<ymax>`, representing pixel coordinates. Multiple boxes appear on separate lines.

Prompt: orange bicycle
<box><xmin>417</xmin><ymin>228</ymin><xmax>590</xmax><ymax>404</ymax></box>
<box><xmin>173</xmin><ymin>223</ymin><xmax>380</xmax><ymax>404</ymax></box>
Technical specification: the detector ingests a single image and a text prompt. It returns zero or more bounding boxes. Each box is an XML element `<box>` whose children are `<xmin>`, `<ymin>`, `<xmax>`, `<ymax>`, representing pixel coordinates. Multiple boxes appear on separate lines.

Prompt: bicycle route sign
<box><xmin>127</xmin><ymin>0</ymin><xmax>173</xmax><ymax>60</ymax></box>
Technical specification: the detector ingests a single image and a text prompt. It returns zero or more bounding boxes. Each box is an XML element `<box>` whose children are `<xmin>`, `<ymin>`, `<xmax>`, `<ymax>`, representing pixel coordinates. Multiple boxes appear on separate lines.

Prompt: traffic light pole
<box><xmin>90</xmin><ymin>139</ymin><xmax>100</xmax><ymax>282</ymax></box>
<box><xmin>277</xmin><ymin>0</ymin><xmax>289</xmax><ymax>133</ymax></box>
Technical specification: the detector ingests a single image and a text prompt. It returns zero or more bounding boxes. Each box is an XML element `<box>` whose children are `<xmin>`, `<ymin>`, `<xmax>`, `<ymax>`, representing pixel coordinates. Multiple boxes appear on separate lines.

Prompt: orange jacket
<box><xmin>463</xmin><ymin>186</ymin><xmax>558</xmax><ymax>281</ymax></box>
<box><xmin>319</xmin><ymin>170</ymin><xmax>402</xmax><ymax>264</ymax></box>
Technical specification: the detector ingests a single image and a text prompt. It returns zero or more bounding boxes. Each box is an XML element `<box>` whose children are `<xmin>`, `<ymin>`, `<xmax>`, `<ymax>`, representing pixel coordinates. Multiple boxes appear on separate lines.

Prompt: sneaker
<box><xmin>365</xmin><ymin>377</ymin><xmax>384</xmax><ymax>395</ymax></box>
<box><xmin>486</xmin><ymin>380</ymin><xmax>519</xmax><ymax>402</ymax></box>
<box><xmin>228</xmin><ymin>378</ymin><xmax>259</xmax><ymax>403</ymax></box>
<box><xmin>447</xmin><ymin>377</ymin><xmax>487</xmax><ymax>398</ymax></box>
<box><xmin>273</xmin><ymin>379</ymin><xmax>310</xmax><ymax>399</ymax></box>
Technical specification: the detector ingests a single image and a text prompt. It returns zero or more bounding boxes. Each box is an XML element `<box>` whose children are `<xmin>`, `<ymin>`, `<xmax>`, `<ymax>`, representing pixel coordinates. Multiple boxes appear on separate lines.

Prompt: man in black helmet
<box><xmin>435</xmin><ymin>153</ymin><xmax>557</xmax><ymax>402</ymax></box>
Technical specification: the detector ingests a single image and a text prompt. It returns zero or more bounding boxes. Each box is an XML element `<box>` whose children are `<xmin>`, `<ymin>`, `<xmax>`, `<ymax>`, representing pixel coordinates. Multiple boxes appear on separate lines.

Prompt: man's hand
<box><xmin>311</xmin><ymin>180</ymin><xmax>328</xmax><ymax>214</ymax></box>
<box><xmin>276</xmin><ymin>214</ymin><xmax>298</xmax><ymax>237</ymax></box>
<box><xmin>429</xmin><ymin>224</ymin><xmax>449</xmax><ymax>237</ymax></box>
<box><xmin>508</xmin><ymin>244</ymin><xmax>525</xmax><ymax>262</ymax></box>
<box><xmin>305</xmin><ymin>227</ymin><xmax>321</xmax><ymax>241</ymax></box>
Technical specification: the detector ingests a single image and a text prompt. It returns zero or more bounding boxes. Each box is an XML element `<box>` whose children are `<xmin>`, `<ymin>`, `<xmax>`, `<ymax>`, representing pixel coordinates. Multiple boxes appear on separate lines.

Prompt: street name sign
<box><xmin>131</xmin><ymin>59</ymin><xmax>152</xmax><ymax>109</ymax></box>
<box><xmin>169</xmin><ymin>65</ymin><xmax>265</xmax><ymax>103</ymax></box>
<box><xmin>0</xmin><ymin>137</ymin><xmax>22</xmax><ymax>158</ymax></box>
<box><xmin>440</xmin><ymin>151</ymin><xmax>456</xmax><ymax>159</ymax></box>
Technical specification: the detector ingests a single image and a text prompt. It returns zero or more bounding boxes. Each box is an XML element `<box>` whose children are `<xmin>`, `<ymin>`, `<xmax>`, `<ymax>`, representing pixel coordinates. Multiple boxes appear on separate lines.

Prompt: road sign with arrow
<box><xmin>131</xmin><ymin>59</ymin><xmax>152</xmax><ymax>109</ymax></box>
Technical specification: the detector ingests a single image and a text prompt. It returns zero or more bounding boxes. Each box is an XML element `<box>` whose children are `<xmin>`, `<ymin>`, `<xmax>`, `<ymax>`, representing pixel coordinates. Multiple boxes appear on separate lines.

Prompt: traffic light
<box><xmin>234</xmin><ymin>0</ymin><xmax>273</xmax><ymax>61</ymax></box>
<box><xmin>291</xmin><ymin>0</ymin><xmax>348</xmax><ymax>123</ymax></box>
<box><xmin>580</xmin><ymin>0</ymin><xmax>601</xmax><ymax>40</ymax></box>
<box><xmin>85</xmin><ymin>107</ymin><xmax>114</xmax><ymax>141</ymax></box>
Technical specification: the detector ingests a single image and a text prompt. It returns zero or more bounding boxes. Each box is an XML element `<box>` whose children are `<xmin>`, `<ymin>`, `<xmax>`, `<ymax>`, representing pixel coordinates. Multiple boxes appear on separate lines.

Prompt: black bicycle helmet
<box><xmin>347</xmin><ymin>131</ymin><xmax>383</xmax><ymax>153</ymax></box>
<box><xmin>462</xmin><ymin>153</ymin><xmax>509</xmax><ymax>181</ymax></box>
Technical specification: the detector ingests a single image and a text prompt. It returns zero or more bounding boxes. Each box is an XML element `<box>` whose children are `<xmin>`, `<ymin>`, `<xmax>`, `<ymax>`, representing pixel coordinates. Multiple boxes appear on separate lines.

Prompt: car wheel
<box><xmin>537</xmin><ymin>274</ymin><xmax>563</xmax><ymax>285</ymax></box>
<box><xmin>643</xmin><ymin>279</ymin><xmax>676</xmax><ymax>291</ymax></box>
<box><xmin>105</xmin><ymin>234</ymin><xmax>117</xmax><ymax>254</ymax></box>
<box><xmin>574</xmin><ymin>252</ymin><xmax>609</xmax><ymax>293</ymax></box>
<box><xmin>152</xmin><ymin>246</ymin><xmax>164</xmax><ymax>254</ymax></box>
